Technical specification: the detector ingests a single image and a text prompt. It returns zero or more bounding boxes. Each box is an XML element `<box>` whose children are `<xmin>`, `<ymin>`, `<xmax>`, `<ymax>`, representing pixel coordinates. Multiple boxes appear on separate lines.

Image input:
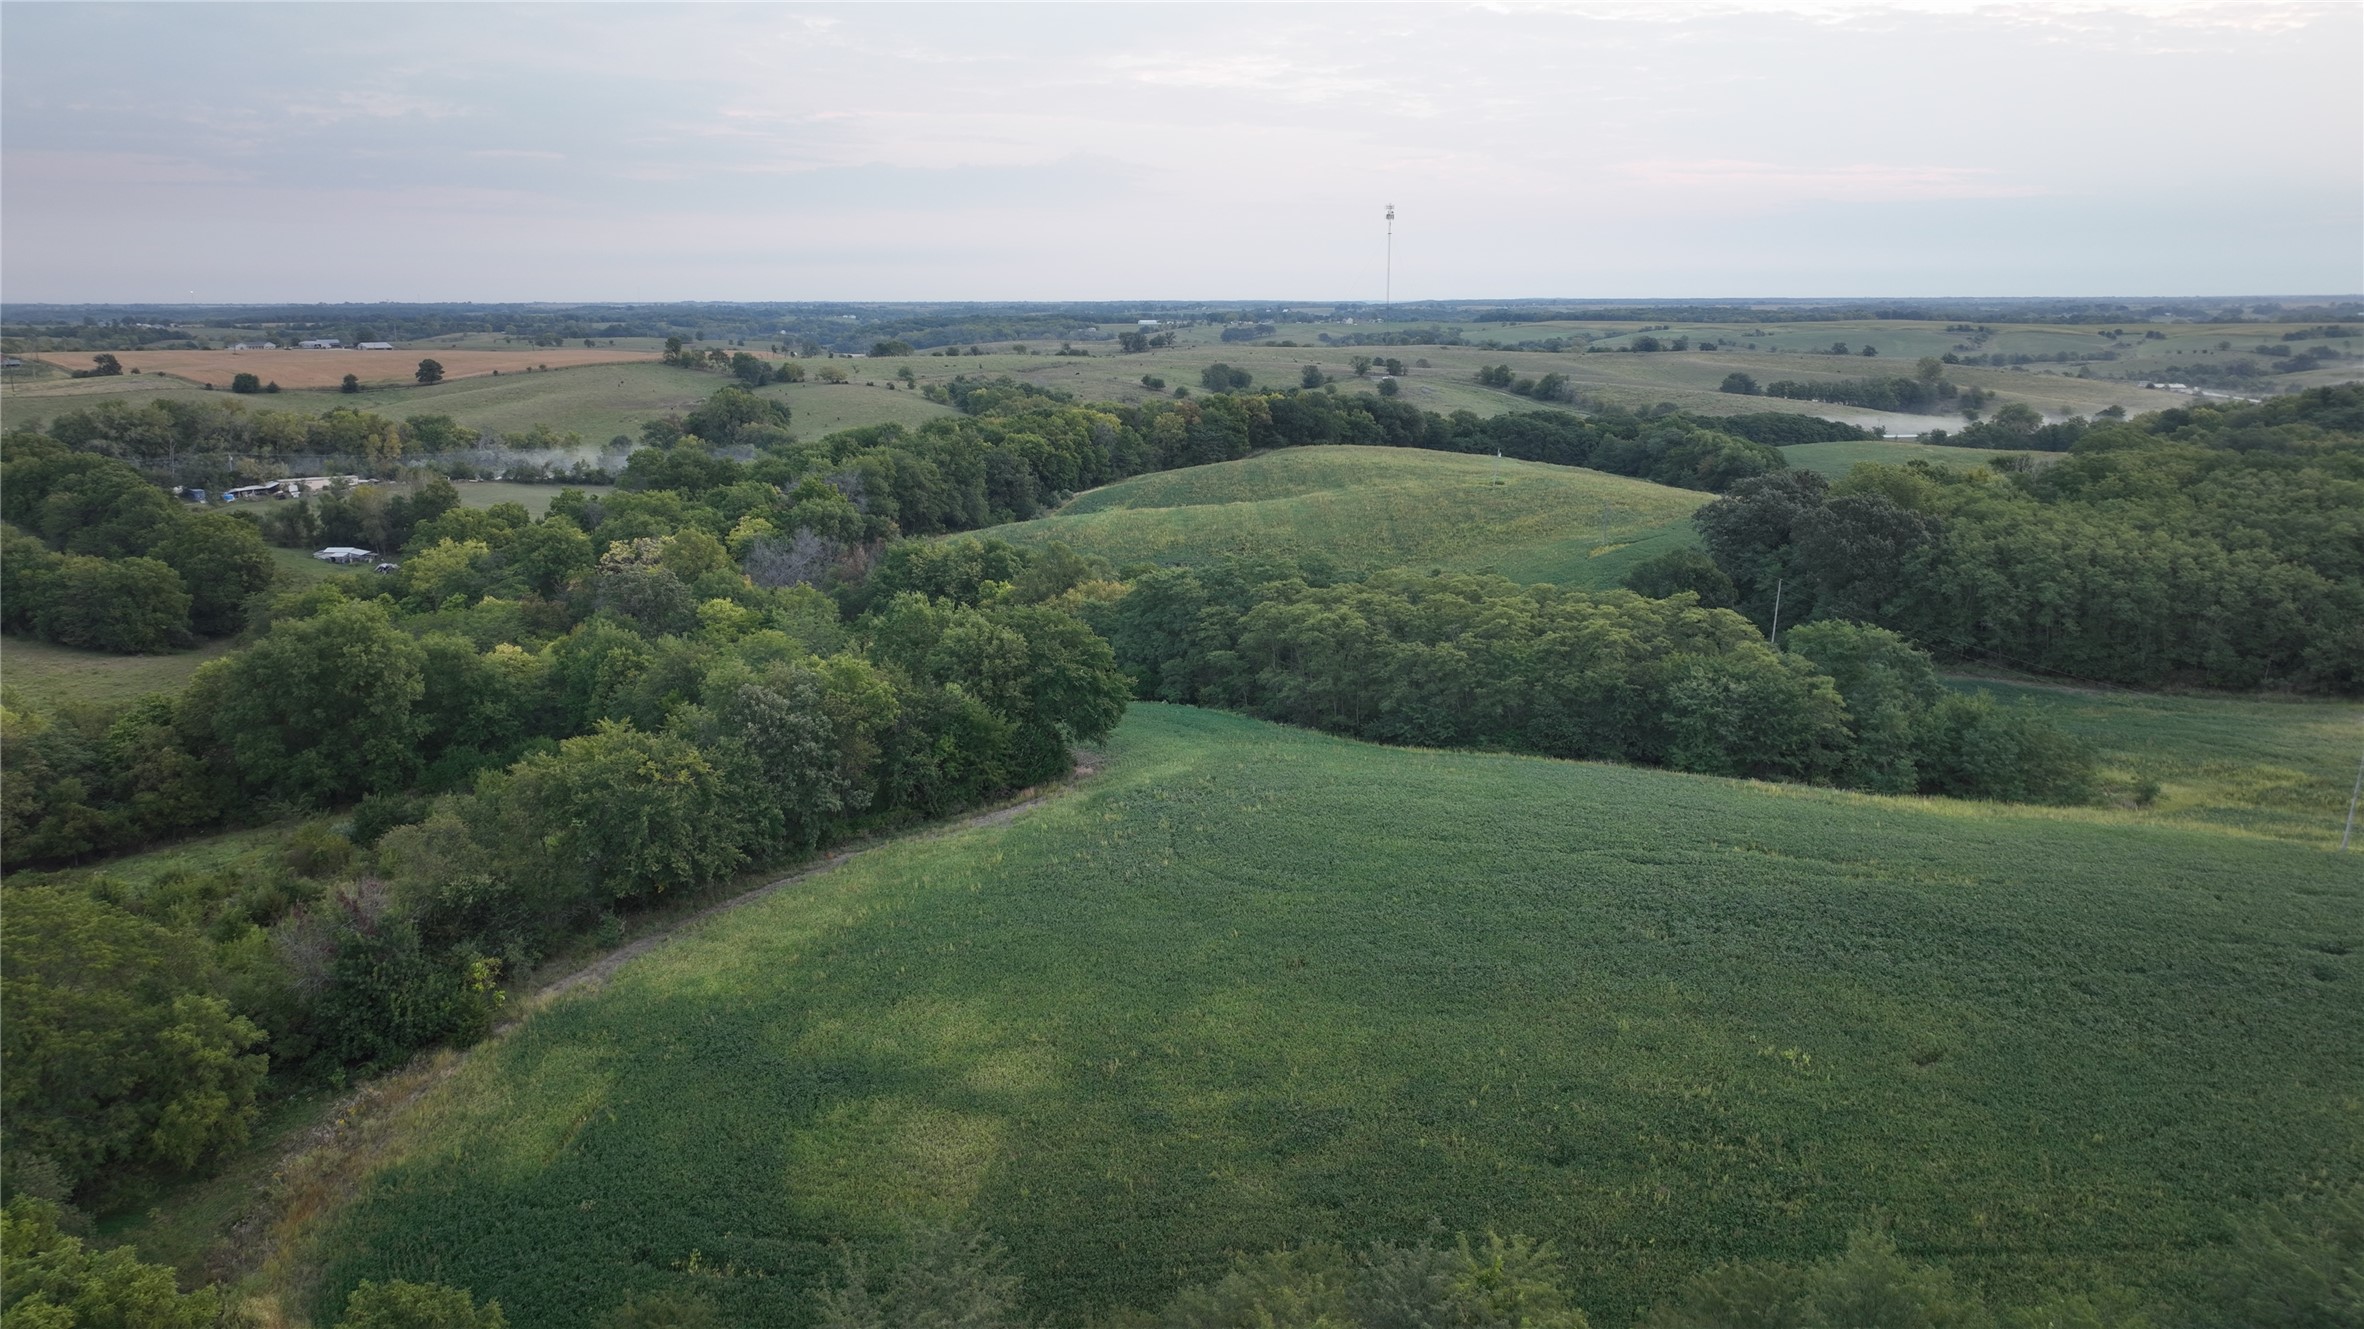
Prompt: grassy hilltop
<box><xmin>298</xmin><ymin>703</ymin><xmax>2361</xmax><ymax>1327</ymax></box>
<box><xmin>977</xmin><ymin>446</ymin><xmax>1709</xmax><ymax>589</ymax></box>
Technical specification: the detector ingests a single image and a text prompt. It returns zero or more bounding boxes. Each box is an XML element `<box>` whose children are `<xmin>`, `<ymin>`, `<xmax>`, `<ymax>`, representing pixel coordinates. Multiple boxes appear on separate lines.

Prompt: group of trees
<box><xmin>660</xmin><ymin>336</ymin><xmax>804</xmax><ymax>389</ymax></box>
<box><xmin>39</xmin><ymin>397</ymin><xmax>525</xmax><ymax>471</ymax></box>
<box><xmin>1094</xmin><ymin>557</ymin><xmax>2091</xmax><ymax>801</ymax></box>
<box><xmin>1</xmin><ymin>441</ymin><xmax>278</xmax><ymax>651</ymax></box>
<box><xmin>4</xmin><ymin>422</ymin><xmax>1136</xmax><ymax>1208</ymax></box>
<box><xmin>1725</xmin><ymin>357</ymin><xmax>1995</xmax><ymax>417</ymax></box>
<box><xmin>1691</xmin><ymin>388</ymin><xmax>2364</xmax><ymax>691</ymax></box>
<box><xmin>1475</xmin><ymin>363</ymin><xmax>1578</xmax><ymax>403</ymax></box>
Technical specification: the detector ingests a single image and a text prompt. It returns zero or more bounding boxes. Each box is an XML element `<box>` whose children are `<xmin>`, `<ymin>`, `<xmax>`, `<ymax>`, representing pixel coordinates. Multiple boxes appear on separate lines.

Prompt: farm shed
<box><xmin>312</xmin><ymin>546</ymin><xmax>375</xmax><ymax>564</ymax></box>
<box><xmin>357</xmin><ymin>342</ymin><xmax>394</xmax><ymax>350</ymax></box>
<box><xmin>298</xmin><ymin>338</ymin><xmax>343</xmax><ymax>349</ymax></box>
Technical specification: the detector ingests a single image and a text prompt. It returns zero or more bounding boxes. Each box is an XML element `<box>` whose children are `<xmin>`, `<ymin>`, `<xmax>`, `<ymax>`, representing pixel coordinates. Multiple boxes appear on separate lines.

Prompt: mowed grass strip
<box><xmin>1950</xmin><ymin>678</ymin><xmax>2364</xmax><ymax>847</ymax></box>
<box><xmin>0</xmin><ymin>635</ymin><xmax>235</xmax><ymax>709</ymax></box>
<box><xmin>307</xmin><ymin>704</ymin><xmax>2362</xmax><ymax>1328</ymax></box>
<box><xmin>978</xmin><ymin>446</ymin><xmax>1708</xmax><ymax>589</ymax></box>
<box><xmin>1780</xmin><ymin>438</ymin><xmax>2036</xmax><ymax>478</ymax></box>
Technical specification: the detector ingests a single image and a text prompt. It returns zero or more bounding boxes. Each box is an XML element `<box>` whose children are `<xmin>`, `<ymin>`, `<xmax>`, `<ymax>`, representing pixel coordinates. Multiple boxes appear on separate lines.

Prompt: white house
<box><xmin>298</xmin><ymin>338</ymin><xmax>343</xmax><ymax>349</ymax></box>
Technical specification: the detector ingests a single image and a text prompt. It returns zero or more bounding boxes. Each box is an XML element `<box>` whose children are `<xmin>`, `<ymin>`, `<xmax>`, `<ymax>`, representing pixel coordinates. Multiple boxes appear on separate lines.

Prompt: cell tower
<box><xmin>1384</xmin><ymin>203</ymin><xmax>1396</xmax><ymax>318</ymax></box>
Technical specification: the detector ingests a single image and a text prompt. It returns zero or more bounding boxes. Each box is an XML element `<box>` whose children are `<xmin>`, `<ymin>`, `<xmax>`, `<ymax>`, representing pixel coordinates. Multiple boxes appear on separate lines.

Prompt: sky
<box><xmin>3</xmin><ymin>1</ymin><xmax>2359</xmax><ymax>303</ymax></box>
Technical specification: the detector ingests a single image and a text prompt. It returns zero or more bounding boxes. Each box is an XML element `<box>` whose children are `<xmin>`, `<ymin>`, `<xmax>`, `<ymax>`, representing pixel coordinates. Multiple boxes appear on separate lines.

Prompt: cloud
<box><xmin>1618</xmin><ymin>158</ymin><xmax>2049</xmax><ymax>204</ymax></box>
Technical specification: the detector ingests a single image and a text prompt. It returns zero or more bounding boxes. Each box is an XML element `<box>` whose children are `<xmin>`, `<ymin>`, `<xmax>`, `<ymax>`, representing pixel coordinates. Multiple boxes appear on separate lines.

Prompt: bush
<box><xmin>1623</xmin><ymin>547</ymin><xmax>1735</xmax><ymax>607</ymax></box>
<box><xmin>337</xmin><ymin>1279</ymin><xmax>507</xmax><ymax>1329</ymax></box>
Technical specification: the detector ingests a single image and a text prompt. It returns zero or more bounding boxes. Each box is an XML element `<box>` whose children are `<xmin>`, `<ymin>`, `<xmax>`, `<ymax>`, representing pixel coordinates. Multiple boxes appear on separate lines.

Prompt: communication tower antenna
<box><xmin>1384</xmin><ymin>203</ymin><xmax>1396</xmax><ymax>319</ymax></box>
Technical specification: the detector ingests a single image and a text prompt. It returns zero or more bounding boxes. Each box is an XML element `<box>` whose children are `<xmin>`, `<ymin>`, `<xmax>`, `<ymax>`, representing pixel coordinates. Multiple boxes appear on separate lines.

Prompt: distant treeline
<box><xmin>1722</xmin><ymin>362</ymin><xmax>1995</xmax><ymax>417</ymax></box>
<box><xmin>42</xmin><ymin>397</ymin><xmax>600</xmax><ymax>482</ymax></box>
<box><xmin>1694</xmin><ymin>386</ymin><xmax>2364</xmax><ymax>692</ymax></box>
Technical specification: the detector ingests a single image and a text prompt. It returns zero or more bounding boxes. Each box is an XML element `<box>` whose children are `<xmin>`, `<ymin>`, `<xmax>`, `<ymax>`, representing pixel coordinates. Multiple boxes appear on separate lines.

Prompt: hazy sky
<box><xmin>4</xmin><ymin>1</ymin><xmax>2358</xmax><ymax>303</ymax></box>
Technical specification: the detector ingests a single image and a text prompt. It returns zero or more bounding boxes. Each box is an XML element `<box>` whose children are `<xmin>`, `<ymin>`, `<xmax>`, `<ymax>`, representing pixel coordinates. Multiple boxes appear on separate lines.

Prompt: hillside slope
<box><xmin>976</xmin><ymin>445</ymin><xmax>1708</xmax><ymax>588</ymax></box>
<box><xmin>304</xmin><ymin>704</ymin><xmax>2362</xmax><ymax>1327</ymax></box>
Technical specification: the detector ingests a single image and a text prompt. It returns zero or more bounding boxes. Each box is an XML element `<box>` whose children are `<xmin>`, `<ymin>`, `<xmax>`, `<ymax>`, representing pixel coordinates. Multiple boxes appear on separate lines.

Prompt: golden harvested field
<box><xmin>31</xmin><ymin>347</ymin><xmax>660</xmax><ymax>391</ymax></box>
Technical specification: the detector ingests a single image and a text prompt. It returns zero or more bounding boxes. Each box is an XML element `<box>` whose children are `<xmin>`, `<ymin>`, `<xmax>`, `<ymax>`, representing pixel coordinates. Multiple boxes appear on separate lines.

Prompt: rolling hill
<box><xmin>294</xmin><ymin>703</ymin><xmax>2363</xmax><ymax>1327</ymax></box>
<box><xmin>975</xmin><ymin>445</ymin><xmax>1709</xmax><ymax>589</ymax></box>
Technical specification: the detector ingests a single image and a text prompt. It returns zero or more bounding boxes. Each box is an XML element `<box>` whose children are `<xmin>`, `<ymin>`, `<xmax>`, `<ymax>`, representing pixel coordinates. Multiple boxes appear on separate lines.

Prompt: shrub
<box><xmin>338</xmin><ymin>1279</ymin><xmax>507</xmax><ymax>1329</ymax></box>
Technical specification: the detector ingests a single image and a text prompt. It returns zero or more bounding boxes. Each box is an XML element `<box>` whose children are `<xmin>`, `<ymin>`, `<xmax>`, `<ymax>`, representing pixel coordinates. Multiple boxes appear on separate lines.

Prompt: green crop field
<box><xmin>299</xmin><ymin>702</ymin><xmax>2361</xmax><ymax>1327</ymax></box>
<box><xmin>0</xmin><ymin>635</ymin><xmax>235</xmax><ymax>709</ymax></box>
<box><xmin>975</xmin><ymin>446</ymin><xmax>1707</xmax><ymax>589</ymax></box>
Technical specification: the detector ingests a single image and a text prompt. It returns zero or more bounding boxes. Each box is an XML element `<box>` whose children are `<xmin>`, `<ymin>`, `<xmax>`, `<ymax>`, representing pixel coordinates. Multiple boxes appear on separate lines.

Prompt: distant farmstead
<box><xmin>298</xmin><ymin>338</ymin><xmax>343</xmax><ymax>349</ymax></box>
<box><xmin>357</xmin><ymin>341</ymin><xmax>395</xmax><ymax>351</ymax></box>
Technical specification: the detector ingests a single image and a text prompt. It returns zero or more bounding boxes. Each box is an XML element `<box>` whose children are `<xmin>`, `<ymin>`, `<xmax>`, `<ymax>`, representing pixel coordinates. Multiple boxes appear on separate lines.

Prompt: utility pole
<box><xmin>1384</xmin><ymin>203</ymin><xmax>1395</xmax><ymax>320</ymax></box>
<box><xmin>1768</xmin><ymin>578</ymin><xmax>1785</xmax><ymax>648</ymax></box>
<box><xmin>2342</xmin><ymin>740</ymin><xmax>2364</xmax><ymax>851</ymax></box>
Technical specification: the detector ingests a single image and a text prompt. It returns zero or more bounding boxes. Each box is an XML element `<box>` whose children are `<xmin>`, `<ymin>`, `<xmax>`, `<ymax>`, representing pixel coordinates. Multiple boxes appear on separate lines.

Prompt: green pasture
<box><xmin>451</xmin><ymin>480</ymin><xmax>615</xmax><ymax>516</ymax></box>
<box><xmin>0</xmin><ymin>361</ymin><xmax>956</xmax><ymax>447</ymax></box>
<box><xmin>0</xmin><ymin>635</ymin><xmax>234</xmax><ymax>710</ymax></box>
<box><xmin>303</xmin><ymin>702</ymin><xmax>2361</xmax><ymax>1327</ymax></box>
<box><xmin>1949</xmin><ymin>678</ymin><xmax>2364</xmax><ymax>848</ymax></box>
<box><xmin>1780</xmin><ymin>438</ymin><xmax>2033</xmax><ymax>478</ymax></box>
<box><xmin>975</xmin><ymin>446</ymin><xmax>1706</xmax><ymax>589</ymax></box>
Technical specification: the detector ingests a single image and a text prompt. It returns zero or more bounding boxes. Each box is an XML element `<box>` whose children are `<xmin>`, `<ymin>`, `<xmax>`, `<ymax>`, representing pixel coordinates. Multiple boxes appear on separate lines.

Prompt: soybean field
<box><xmin>301</xmin><ymin>704</ymin><xmax>2364</xmax><ymax>1327</ymax></box>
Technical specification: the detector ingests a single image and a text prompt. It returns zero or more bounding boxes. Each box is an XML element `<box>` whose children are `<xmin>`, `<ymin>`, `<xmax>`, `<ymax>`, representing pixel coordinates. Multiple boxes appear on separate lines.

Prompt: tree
<box><xmin>0</xmin><ymin>890</ymin><xmax>266</xmax><ymax>1191</ymax></box>
<box><xmin>2199</xmin><ymin>1187</ymin><xmax>2364</xmax><ymax>1329</ymax></box>
<box><xmin>1201</xmin><ymin>362</ymin><xmax>1252</xmax><ymax>392</ymax></box>
<box><xmin>814</xmin><ymin>1225</ymin><xmax>1028</xmax><ymax>1329</ymax></box>
<box><xmin>482</xmin><ymin>722</ymin><xmax>744</xmax><ymax>906</ymax></box>
<box><xmin>1623</xmin><ymin>547</ymin><xmax>1736</xmax><ymax>607</ymax></box>
<box><xmin>151</xmin><ymin>510</ymin><xmax>276</xmax><ymax>636</ymax></box>
<box><xmin>729</xmin><ymin>351</ymin><xmax>772</xmax><ymax>388</ymax></box>
<box><xmin>0</xmin><ymin>1196</ymin><xmax>223</xmax><ymax>1328</ymax></box>
<box><xmin>88</xmin><ymin>353</ymin><xmax>123</xmax><ymax>377</ymax></box>
<box><xmin>194</xmin><ymin>597</ymin><xmax>428</xmax><ymax>805</ymax></box>
<box><xmin>337</xmin><ymin>1280</ymin><xmax>508</xmax><ymax>1329</ymax></box>
<box><xmin>1720</xmin><ymin>372</ymin><xmax>1762</xmax><ymax>395</ymax></box>
<box><xmin>869</xmin><ymin>339</ymin><xmax>914</xmax><ymax>357</ymax></box>
<box><xmin>343</xmin><ymin>372</ymin><xmax>362</xmax><ymax>394</ymax></box>
<box><xmin>503</xmin><ymin>516</ymin><xmax>594</xmax><ymax>596</ymax></box>
<box><xmin>415</xmin><ymin>358</ymin><xmax>445</xmax><ymax>385</ymax></box>
<box><xmin>32</xmin><ymin>556</ymin><xmax>193</xmax><ymax>653</ymax></box>
<box><xmin>1378</xmin><ymin>376</ymin><xmax>1400</xmax><ymax>397</ymax></box>
<box><xmin>230</xmin><ymin>371</ymin><xmax>263</xmax><ymax>394</ymax></box>
<box><xmin>1987</xmin><ymin>401</ymin><xmax>2043</xmax><ymax>434</ymax></box>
